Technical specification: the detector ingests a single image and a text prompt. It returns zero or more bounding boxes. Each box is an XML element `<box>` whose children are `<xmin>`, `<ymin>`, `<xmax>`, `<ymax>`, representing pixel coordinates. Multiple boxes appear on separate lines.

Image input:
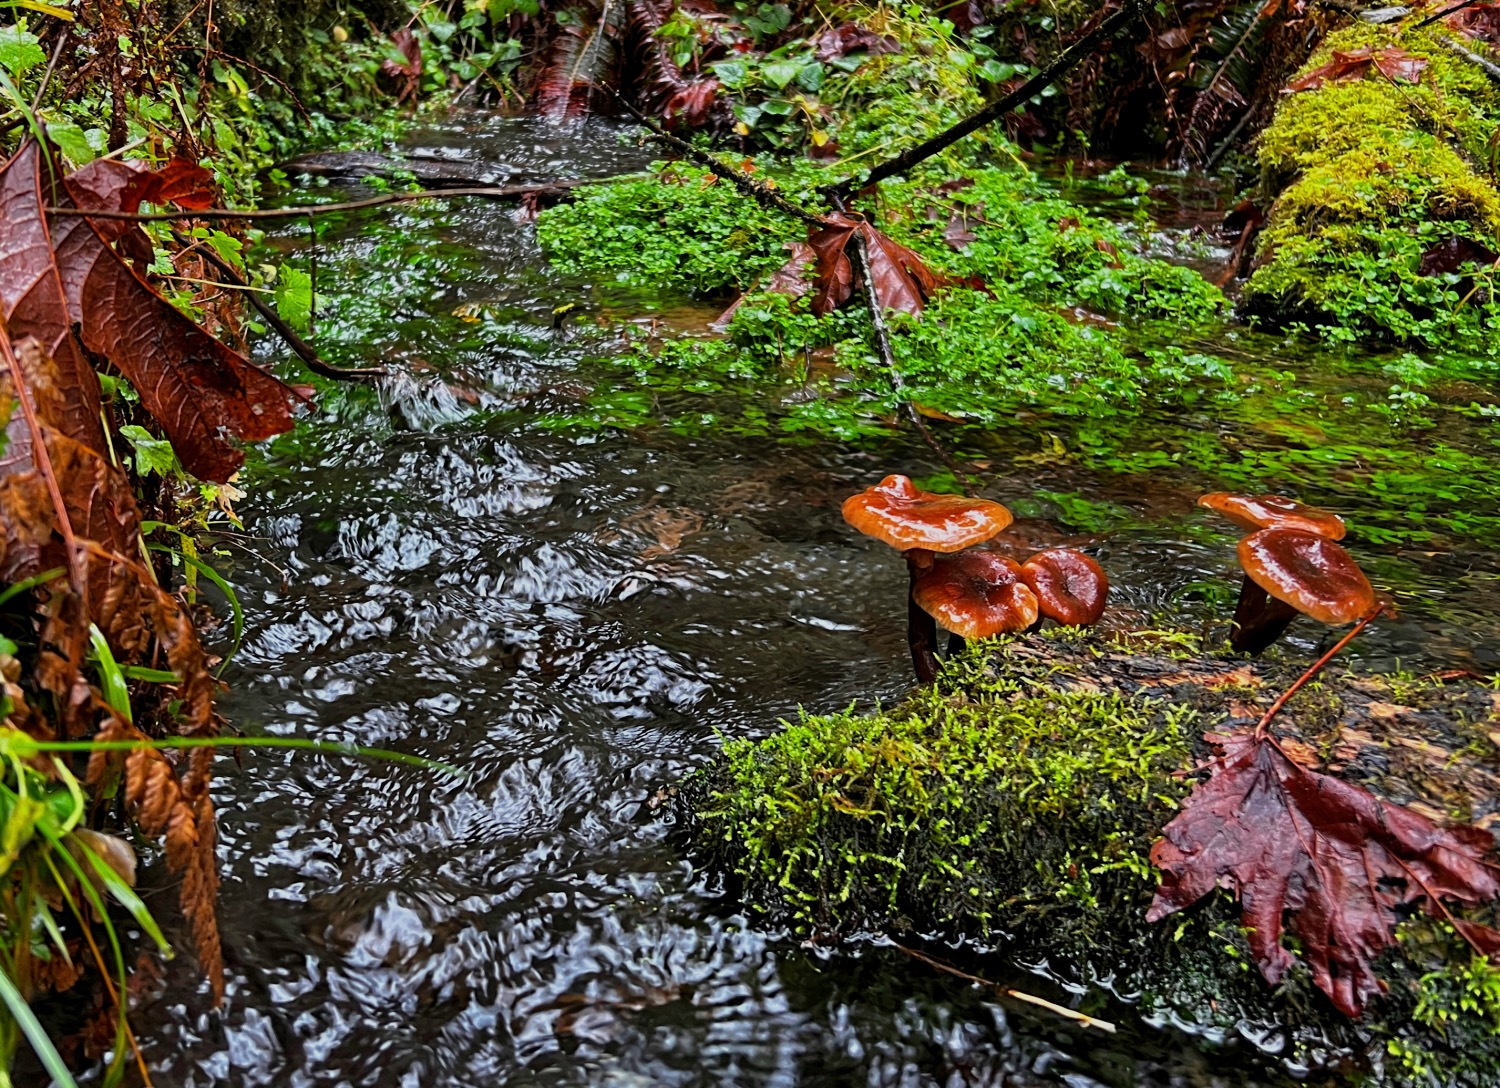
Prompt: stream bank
<box><xmin>681</xmin><ymin>632</ymin><xmax>1500</xmax><ymax>1085</ymax></box>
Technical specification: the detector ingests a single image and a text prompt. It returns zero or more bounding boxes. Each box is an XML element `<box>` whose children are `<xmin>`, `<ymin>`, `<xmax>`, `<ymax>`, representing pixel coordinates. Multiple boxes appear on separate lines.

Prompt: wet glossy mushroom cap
<box><xmin>912</xmin><ymin>551</ymin><xmax>1039</xmax><ymax>639</ymax></box>
<box><xmin>1198</xmin><ymin>492</ymin><xmax>1346</xmax><ymax>540</ymax></box>
<box><xmin>841</xmin><ymin>475</ymin><xmax>1013</xmax><ymax>553</ymax></box>
<box><xmin>1019</xmin><ymin>549</ymin><xmax>1109</xmax><ymax>626</ymax></box>
<box><xmin>1238</xmin><ymin>528</ymin><xmax>1375</xmax><ymax>625</ymax></box>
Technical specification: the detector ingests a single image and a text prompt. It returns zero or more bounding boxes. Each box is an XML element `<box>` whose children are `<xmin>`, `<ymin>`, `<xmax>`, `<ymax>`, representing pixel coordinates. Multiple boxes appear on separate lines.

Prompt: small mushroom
<box><xmin>1198</xmin><ymin>492</ymin><xmax>1346</xmax><ymax>539</ymax></box>
<box><xmin>1231</xmin><ymin>528</ymin><xmax>1376</xmax><ymax>654</ymax></box>
<box><xmin>1019</xmin><ymin>548</ymin><xmax>1109</xmax><ymax>628</ymax></box>
<box><xmin>842</xmin><ymin>475</ymin><xmax>1013</xmax><ymax>682</ymax></box>
<box><xmin>912</xmin><ymin>551</ymin><xmax>1039</xmax><ymax>648</ymax></box>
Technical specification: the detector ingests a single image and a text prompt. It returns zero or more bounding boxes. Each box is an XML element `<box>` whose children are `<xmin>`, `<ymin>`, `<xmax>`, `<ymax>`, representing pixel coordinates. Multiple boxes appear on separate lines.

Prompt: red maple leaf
<box><xmin>806</xmin><ymin>212</ymin><xmax>963</xmax><ymax>317</ymax></box>
<box><xmin>663</xmin><ymin>79</ymin><xmax>720</xmax><ymax>128</ymax></box>
<box><xmin>1286</xmin><ymin>47</ymin><xmax>1428</xmax><ymax>93</ymax></box>
<box><xmin>1147</xmin><ymin>730</ymin><xmax>1500</xmax><ymax>1017</ymax></box>
<box><xmin>380</xmin><ymin>29</ymin><xmax>423</xmax><ymax>104</ymax></box>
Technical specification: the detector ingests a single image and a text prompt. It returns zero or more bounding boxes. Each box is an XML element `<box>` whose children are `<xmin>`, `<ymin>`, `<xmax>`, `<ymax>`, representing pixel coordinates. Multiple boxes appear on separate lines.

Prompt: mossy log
<box><xmin>680</xmin><ymin>631</ymin><xmax>1500</xmax><ymax>1084</ymax></box>
<box><xmin>1243</xmin><ymin>19</ymin><xmax>1500</xmax><ymax>346</ymax></box>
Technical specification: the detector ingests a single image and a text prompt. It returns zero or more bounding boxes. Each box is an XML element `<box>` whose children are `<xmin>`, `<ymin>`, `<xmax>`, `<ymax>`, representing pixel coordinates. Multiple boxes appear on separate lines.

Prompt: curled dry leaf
<box><xmin>813</xmin><ymin>24</ymin><xmax>901</xmax><ymax>62</ymax></box>
<box><xmin>712</xmin><ymin>240</ymin><xmax>815</xmax><ymax>328</ymax></box>
<box><xmin>14</xmin><ymin>140</ymin><xmax>302</xmax><ymax>483</ymax></box>
<box><xmin>1147</xmin><ymin>730</ymin><xmax>1500</xmax><ymax>1017</ymax></box>
<box><xmin>1418</xmin><ymin>236</ymin><xmax>1499</xmax><ymax>276</ymax></box>
<box><xmin>380</xmin><ymin>28</ymin><xmax>424</xmax><ymax>104</ymax></box>
<box><xmin>663</xmin><ymin>79</ymin><xmax>721</xmax><ymax>127</ymax></box>
<box><xmin>1286</xmin><ymin>47</ymin><xmax>1427</xmax><ymax>93</ymax></box>
<box><xmin>806</xmin><ymin>212</ymin><xmax>971</xmax><ymax>317</ymax></box>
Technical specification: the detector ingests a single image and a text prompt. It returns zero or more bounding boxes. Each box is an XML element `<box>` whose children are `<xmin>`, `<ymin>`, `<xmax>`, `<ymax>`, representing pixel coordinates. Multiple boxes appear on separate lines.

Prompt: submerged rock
<box><xmin>679</xmin><ymin>631</ymin><xmax>1500</xmax><ymax>1084</ymax></box>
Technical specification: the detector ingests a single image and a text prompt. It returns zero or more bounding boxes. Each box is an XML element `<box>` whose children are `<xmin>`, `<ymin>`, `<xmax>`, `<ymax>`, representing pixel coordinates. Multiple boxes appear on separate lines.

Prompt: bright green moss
<box><xmin>1247</xmin><ymin>23</ymin><xmax>1500</xmax><ymax>348</ymax></box>
<box><xmin>535</xmin><ymin>160</ymin><xmax>828</xmax><ymax>295</ymax></box>
<box><xmin>1257</xmin><ymin>83</ymin><xmax>1413</xmax><ymax>179</ymax></box>
<box><xmin>684</xmin><ymin>640</ymin><xmax>1500</xmax><ymax>1082</ymax></box>
<box><xmin>1383</xmin><ymin>924</ymin><xmax>1500</xmax><ymax>1086</ymax></box>
<box><xmin>688</xmin><ymin>642</ymin><xmax>1196</xmax><ymax>938</ymax></box>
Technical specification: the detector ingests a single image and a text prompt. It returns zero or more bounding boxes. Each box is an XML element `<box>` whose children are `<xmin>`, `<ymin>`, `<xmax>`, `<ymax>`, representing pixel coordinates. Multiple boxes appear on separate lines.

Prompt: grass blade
<box><xmin>0</xmin><ymin>964</ymin><xmax>78</xmax><ymax>1088</ymax></box>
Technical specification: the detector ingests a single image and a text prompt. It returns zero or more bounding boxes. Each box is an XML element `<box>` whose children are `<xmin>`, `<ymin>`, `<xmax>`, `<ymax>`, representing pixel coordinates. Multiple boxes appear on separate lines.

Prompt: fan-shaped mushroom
<box><xmin>841</xmin><ymin>475</ymin><xmax>1012</xmax><ymax>682</ymax></box>
<box><xmin>1019</xmin><ymin>549</ymin><xmax>1109</xmax><ymax>628</ymax></box>
<box><xmin>1198</xmin><ymin>492</ymin><xmax>1346</xmax><ymax>539</ymax></box>
<box><xmin>913</xmin><ymin>551</ymin><xmax>1039</xmax><ymax>641</ymax></box>
<box><xmin>1231</xmin><ymin>528</ymin><xmax>1376</xmax><ymax>654</ymax></box>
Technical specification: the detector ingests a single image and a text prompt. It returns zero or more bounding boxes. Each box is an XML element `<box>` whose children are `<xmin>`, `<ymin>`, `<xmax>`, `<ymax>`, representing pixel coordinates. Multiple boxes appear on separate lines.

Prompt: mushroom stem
<box><xmin>906</xmin><ymin>549</ymin><xmax>940</xmax><ymax>684</ymax></box>
<box><xmin>1229</xmin><ymin>574</ymin><xmax>1299</xmax><ymax>655</ymax></box>
<box><xmin>946</xmin><ymin>631</ymin><xmax>966</xmax><ymax>657</ymax></box>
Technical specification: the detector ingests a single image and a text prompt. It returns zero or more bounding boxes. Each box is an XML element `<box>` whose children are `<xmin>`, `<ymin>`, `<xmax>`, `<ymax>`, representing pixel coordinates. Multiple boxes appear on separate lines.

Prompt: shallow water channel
<box><xmin>125</xmin><ymin>117</ymin><xmax>1499</xmax><ymax>1086</ymax></box>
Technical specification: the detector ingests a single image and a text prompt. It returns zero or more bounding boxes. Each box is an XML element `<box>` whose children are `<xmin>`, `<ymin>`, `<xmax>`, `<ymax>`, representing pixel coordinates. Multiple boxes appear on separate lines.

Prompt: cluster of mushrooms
<box><xmin>843</xmin><ymin>476</ymin><xmax>1380</xmax><ymax>683</ymax></box>
<box><xmin>1198</xmin><ymin>492</ymin><xmax>1377</xmax><ymax>654</ymax></box>
<box><xmin>841</xmin><ymin>475</ymin><xmax>1108</xmax><ymax>683</ymax></box>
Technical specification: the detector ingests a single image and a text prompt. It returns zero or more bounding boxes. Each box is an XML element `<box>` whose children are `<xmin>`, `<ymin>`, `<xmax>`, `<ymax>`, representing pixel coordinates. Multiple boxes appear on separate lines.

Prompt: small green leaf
<box><xmin>275</xmin><ymin>266</ymin><xmax>314</xmax><ymax>333</ymax></box>
<box><xmin>0</xmin><ymin>25</ymin><xmax>45</xmax><ymax>78</ymax></box>
<box><xmin>117</xmin><ymin>424</ymin><xmax>179</xmax><ymax>478</ymax></box>
<box><xmin>761</xmin><ymin>60</ymin><xmax>801</xmax><ymax>90</ymax></box>
<box><xmin>203</xmin><ymin>229</ymin><xmax>244</xmax><ymax>269</ymax></box>
<box><xmin>711</xmin><ymin>60</ymin><xmax>747</xmax><ymax>88</ymax></box>
<box><xmin>45</xmin><ymin>121</ymin><xmax>97</xmax><ymax>165</ymax></box>
<box><xmin>795</xmin><ymin>61</ymin><xmax>824</xmax><ymax>93</ymax></box>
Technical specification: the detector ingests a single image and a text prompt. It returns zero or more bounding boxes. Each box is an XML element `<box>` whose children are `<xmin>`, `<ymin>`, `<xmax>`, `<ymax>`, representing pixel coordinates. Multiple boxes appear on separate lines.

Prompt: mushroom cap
<box><xmin>1019</xmin><ymin>549</ymin><xmax>1109</xmax><ymax>626</ymax></box>
<box><xmin>842</xmin><ymin>475</ymin><xmax>1013</xmax><ymax>553</ymax></box>
<box><xmin>1198</xmin><ymin>492</ymin><xmax>1346</xmax><ymax>540</ymax></box>
<box><xmin>912</xmin><ymin>551</ymin><xmax>1039</xmax><ymax>639</ymax></box>
<box><xmin>1238</xmin><ymin>528</ymin><xmax>1375</xmax><ymax>625</ymax></box>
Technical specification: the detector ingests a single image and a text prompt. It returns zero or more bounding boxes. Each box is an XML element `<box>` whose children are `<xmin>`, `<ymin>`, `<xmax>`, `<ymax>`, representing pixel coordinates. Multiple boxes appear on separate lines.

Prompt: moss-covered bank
<box><xmin>1245</xmin><ymin>20</ymin><xmax>1500</xmax><ymax>350</ymax></box>
<box><xmin>681</xmin><ymin>633</ymin><xmax>1500</xmax><ymax>1084</ymax></box>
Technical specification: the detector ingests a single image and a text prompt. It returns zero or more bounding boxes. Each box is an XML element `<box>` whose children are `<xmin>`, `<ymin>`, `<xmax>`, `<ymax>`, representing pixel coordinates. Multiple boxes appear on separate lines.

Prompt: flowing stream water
<box><xmin>119</xmin><ymin>116</ymin><xmax>1500</xmax><ymax>1087</ymax></box>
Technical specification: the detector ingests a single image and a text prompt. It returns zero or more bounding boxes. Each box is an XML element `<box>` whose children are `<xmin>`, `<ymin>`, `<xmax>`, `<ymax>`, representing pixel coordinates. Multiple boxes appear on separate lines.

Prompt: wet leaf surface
<box><xmin>1286</xmin><ymin>47</ymin><xmax>1427</xmax><ymax>92</ymax></box>
<box><xmin>1148</xmin><ymin>730</ymin><xmax>1500</xmax><ymax>1017</ymax></box>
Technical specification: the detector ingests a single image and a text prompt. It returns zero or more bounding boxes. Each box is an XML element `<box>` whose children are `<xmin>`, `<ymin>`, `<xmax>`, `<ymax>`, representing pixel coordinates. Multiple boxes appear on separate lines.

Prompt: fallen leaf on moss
<box><xmin>1286</xmin><ymin>47</ymin><xmax>1427</xmax><ymax>93</ymax></box>
<box><xmin>1148</xmin><ymin>730</ymin><xmax>1500</xmax><ymax>1017</ymax></box>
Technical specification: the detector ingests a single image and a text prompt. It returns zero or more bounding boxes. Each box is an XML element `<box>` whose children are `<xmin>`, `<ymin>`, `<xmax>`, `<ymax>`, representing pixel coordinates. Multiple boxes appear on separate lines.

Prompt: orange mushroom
<box><xmin>912</xmin><ymin>552</ymin><xmax>1039</xmax><ymax>640</ymax></box>
<box><xmin>1231</xmin><ymin>528</ymin><xmax>1376</xmax><ymax>654</ymax></box>
<box><xmin>1198</xmin><ymin>492</ymin><xmax>1346</xmax><ymax>540</ymax></box>
<box><xmin>841</xmin><ymin>475</ymin><xmax>1013</xmax><ymax>682</ymax></box>
<box><xmin>1018</xmin><ymin>549</ymin><xmax>1109</xmax><ymax>628</ymax></box>
<box><xmin>841</xmin><ymin>475</ymin><xmax>1013</xmax><ymax>553</ymax></box>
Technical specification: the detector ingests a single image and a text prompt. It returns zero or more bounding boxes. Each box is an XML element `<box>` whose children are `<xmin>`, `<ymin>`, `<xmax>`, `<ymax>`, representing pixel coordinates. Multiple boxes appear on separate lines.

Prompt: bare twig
<box><xmin>1434</xmin><ymin>33</ymin><xmax>1500</xmax><ymax>84</ymax></box>
<box><xmin>893</xmin><ymin>943</ymin><xmax>1117</xmax><ymax>1033</ymax></box>
<box><xmin>612</xmin><ymin>91</ymin><xmax>829</xmax><ymax>227</ymax></box>
<box><xmin>848</xmin><ymin>228</ymin><xmax>977</xmax><ymax>494</ymax></box>
<box><xmin>1419</xmin><ymin>0</ymin><xmax>1485</xmax><ymax>27</ymax></box>
<box><xmin>31</xmin><ymin>31</ymin><xmax>68</xmax><ymax>114</ymax></box>
<box><xmin>46</xmin><ymin>179</ymin><xmax>596</xmax><ymax>222</ymax></box>
<box><xmin>172</xmin><ymin>229</ymin><xmax>387</xmax><ymax>382</ymax></box>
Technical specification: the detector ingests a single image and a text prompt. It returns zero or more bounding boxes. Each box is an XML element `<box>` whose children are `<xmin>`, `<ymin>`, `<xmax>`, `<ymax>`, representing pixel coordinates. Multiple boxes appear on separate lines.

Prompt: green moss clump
<box><xmin>682</xmin><ymin>637</ymin><xmax>1500</xmax><ymax>1082</ymax></box>
<box><xmin>688</xmin><ymin>644</ymin><xmax>1196</xmax><ymax>940</ymax></box>
<box><xmin>1380</xmin><ymin>924</ymin><xmax>1500</xmax><ymax>1086</ymax></box>
<box><xmin>1245</xmin><ymin>23</ymin><xmax>1500</xmax><ymax>348</ymax></box>
<box><xmin>536</xmin><ymin>161</ymin><xmax>829</xmax><ymax>295</ymax></box>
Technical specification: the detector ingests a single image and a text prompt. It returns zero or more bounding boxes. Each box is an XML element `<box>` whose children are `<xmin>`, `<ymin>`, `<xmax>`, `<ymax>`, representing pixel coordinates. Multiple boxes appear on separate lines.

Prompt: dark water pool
<box><xmin>122</xmin><ymin>116</ymin><xmax>1496</xmax><ymax>1087</ymax></box>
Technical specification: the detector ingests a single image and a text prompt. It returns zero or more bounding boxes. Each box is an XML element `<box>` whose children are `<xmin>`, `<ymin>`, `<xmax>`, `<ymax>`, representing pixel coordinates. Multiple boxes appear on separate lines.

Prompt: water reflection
<box><xmin>127</xmin><ymin>116</ymin><xmax>1475</xmax><ymax>1086</ymax></box>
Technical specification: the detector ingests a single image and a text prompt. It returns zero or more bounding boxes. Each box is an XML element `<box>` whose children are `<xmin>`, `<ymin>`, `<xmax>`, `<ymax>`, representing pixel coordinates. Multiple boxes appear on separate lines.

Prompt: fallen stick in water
<box><xmin>46</xmin><ymin>178</ymin><xmax>601</xmax><ymax>222</ymax></box>
<box><xmin>893</xmin><ymin>942</ymin><xmax>1118</xmax><ymax>1033</ymax></box>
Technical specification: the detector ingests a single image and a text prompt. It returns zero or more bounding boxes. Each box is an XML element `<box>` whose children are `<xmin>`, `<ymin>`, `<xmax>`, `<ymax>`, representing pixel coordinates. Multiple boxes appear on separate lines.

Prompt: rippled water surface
<box><xmin>122</xmin><ymin>116</ymin><xmax>1498</xmax><ymax>1087</ymax></box>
